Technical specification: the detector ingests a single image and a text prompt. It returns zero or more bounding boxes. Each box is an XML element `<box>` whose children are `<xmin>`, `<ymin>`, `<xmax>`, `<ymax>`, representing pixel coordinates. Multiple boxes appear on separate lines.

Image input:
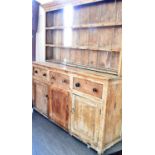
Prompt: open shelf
<box><xmin>45</xmin><ymin>0</ymin><xmax>122</xmax><ymax>75</ymax></box>
<box><xmin>46</xmin><ymin>22</ymin><xmax>122</xmax><ymax>30</ymax></box>
<box><xmin>45</xmin><ymin>44</ymin><xmax>120</xmax><ymax>53</ymax></box>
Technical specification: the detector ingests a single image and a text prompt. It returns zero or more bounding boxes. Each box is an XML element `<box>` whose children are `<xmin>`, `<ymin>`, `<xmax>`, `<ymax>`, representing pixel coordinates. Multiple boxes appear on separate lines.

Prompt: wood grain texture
<box><xmin>33</xmin><ymin>62</ymin><xmax>120</xmax><ymax>80</ymax></box>
<box><xmin>33</xmin><ymin>0</ymin><xmax>122</xmax><ymax>153</ymax></box>
<box><xmin>42</xmin><ymin>0</ymin><xmax>106</xmax><ymax>12</ymax></box>
<box><xmin>45</xmin><ymin>0</ymin><xmax>122</xmax><ymax>75</ymax></box>
<box><xmin>33</xmin><ymin>66</ymin><xmax>49</xmax><ymax>81</ymax></box>
<box><xmin>70</xmin><ymin>49</ymin><xmax>82</xmax><ymax>65</ymax></box>
<box><xmin>46</xmin><ymin>11</ymin><xmax>53</xmax><ymax>27</ymax></box>
<box><xmin>73</xmin><ymin>77</ymin><xmax>103</xmax><ymax>99</ymax></box>
<box><xmin>50</xmin><ymin>71</ymin><xmax>70</xmax><ymax>90</ymax></box>
<box><xmin>103</xmin><ymin>80</ymin><xmax>122</xmax><ymax>146</ymax></box>
<box><xmin>71</xmin><ymin>95</ymin><xmax>100</xmax><ymax>146</ymax></box>
<box><xmin>32</xmin><ymin>63</ymin><xmax>122</xmax><ymax>154</ymax></box>
<box><xmin>34</xmin><ymin>82</ymin><xmax>48</xmax><ymax>116</ymax></box>
<box><xmin>49</xmin><ymin>87</ymin><xmax>69</xmax><ymax>130</ymax></box>
<box><xmin>46</xmin><ymin>47</ymin><xmax>53</xmax><ymax>60</ymax></box>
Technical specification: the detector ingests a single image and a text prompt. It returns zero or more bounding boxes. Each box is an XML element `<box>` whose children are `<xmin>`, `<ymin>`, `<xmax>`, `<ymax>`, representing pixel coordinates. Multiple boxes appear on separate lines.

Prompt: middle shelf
<box><xmin>45</xmin><ymin>44</ymin><xmax>120</xmax><ymax>53</ymax></box>
<box><xmin>45</xmin><ymin>22</ymin><xmax>122</xmax><ymax>30</ymax></box>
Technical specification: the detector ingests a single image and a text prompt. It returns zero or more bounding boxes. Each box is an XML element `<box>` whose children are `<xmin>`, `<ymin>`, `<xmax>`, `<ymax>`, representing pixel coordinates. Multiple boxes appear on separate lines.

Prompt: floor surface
<box><xmin>32</xmin><ymin>110</ymin><xmax>121</xmax><ymax>155</ymax></box>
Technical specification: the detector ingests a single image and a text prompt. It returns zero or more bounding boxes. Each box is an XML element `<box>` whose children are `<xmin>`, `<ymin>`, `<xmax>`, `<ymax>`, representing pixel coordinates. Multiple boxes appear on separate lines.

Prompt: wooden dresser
<box><xmin>33</xmin><ymin>0</ymin><xmax>122</xmax><ymax>154</ymax></box>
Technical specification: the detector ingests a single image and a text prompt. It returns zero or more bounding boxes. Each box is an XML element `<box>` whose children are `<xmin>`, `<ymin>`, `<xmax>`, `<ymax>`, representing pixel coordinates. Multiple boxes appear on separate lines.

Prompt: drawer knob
<box><xmin>34</xmin><ymin>70</ymin><xmax>38</xmax><ymax>74</ymax></box>
<box><xmin>62</xmin><ymin>79</ymin><xmax>68</xmax><ymax>83</ymax></box>
<box><xmin>93</xmin><ymin>88</ymin><xmax>98</xmax><ymax>93</ymax></box>
<box><xmin>43</xmin><ymin>73</ymin><xmax>47</xmax><ymax>76</ymax></box>
<box><xmin>45</xmin><ymin>95</ymin><xmax>48</xmax><ymax>98</ymax></box>
<box><xmin>75</xmin><ymin>83</ymin><xmax>80</xmax><ymax>87</ymax></box>
<box><xmin>51</xmin><ymin>76</ymin><xmax>55</xmax><ymax>80</ymax></box>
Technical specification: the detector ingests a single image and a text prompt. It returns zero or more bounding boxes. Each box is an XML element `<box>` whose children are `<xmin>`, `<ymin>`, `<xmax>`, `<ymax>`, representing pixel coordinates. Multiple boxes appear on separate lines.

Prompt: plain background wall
<box><xmin>36</xmin><ymin>6</ymin><xmax>45</xmax><ymax>61</ymax></box>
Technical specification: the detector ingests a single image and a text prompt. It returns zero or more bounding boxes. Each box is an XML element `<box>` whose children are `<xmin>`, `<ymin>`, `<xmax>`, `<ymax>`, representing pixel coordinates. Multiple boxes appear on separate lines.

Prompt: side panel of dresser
<box><xmin>102</xmin><ymin>79</ymin><xmax>122</xmax><ymax>151</ymax></box>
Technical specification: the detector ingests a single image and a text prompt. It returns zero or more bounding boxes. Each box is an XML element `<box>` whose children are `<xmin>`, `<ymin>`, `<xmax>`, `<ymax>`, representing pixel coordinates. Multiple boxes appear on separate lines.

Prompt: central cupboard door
<box><xmin>71</xmin><ymin>95</ymin><xmax>101</xmax><ymax>146</ymax></box>
<box><xmin>35</xmin><ymin>82</ymin><xmax>48</xmax><ymax>116</ymax></box>
<box><xmin>49</xmin><ymin>88</ymin><xmax>69</xmax><ymax>130</ymax></box>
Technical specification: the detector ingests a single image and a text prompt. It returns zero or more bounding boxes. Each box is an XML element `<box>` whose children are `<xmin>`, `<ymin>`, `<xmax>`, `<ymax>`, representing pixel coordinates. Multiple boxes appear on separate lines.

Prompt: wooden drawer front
<box><xmin>33</xmin><ymin>67</ymin><xmax>48</xmax><ymax>80</ymax></box>
<box><xmin>73</xmin><ymin>78</ymin><xmax>103</xmax><ymax>98</ymax></box>
<box><xmin>40</xmin><ymin>68</ymin><xmax>48</xmax><ymax>80</ymax></box>
<box><xmin>33</xmin><ymin>67</ymin><xmax>41</xmax><ymax>77</ymax></box>
<box><xmin>50</xmin><ymin>71</ymin><xmax>70</xmax><ymax>89</ymax></box>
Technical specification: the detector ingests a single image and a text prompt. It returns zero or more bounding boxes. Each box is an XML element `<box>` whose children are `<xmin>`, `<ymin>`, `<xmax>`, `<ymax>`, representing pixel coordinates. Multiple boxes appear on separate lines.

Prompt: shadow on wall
<box><xmin>32</xmin><ymin>0</ymin><xmax>40</xmax><ymax>61</ymax></box>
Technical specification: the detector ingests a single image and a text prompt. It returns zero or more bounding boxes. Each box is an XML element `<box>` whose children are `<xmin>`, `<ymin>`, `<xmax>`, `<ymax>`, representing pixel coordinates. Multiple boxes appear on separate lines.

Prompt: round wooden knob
<box><xmin>34</xmin><ymin>70</ymin><xmax>38</xmax><ymax>73</ymax></box>
<box><xmin>93</xmin><ymin>88</ymin><xmax>98</xmax><ymax>93</ymax></box>
<box><xmin>43</xmin><ymin>73</ymin><xmax>46</xmax><ymax>76</ymax></box>
<box><xmin>75</xmin><ymin>83</ymin><xmax>80</xmax><ymax>87</ymax></box>
<box><xmin>62</xmin><ymin>79</ymin><xmax>67</xmax><ymax>83</ymax></box>
<box><xmin>51</xmin><ymin>76</ymin><xmax>55</xmax><ymax>80</ymax></box>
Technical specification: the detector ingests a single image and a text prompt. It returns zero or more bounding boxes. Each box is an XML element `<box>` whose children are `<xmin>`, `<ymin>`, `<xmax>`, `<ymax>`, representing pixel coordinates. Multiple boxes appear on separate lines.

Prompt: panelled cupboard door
<box><xmin>35</xmin><ymin>83</ymin><xmax>48</xmax><ymax>116</ymax></box>
<box><xmin>71</xmin><ymin>95</ymin><xmax>100</xmax><ymax>146</ymax></box>
<box><xmin>49</xmin><ymin>88</ymin><xmax>69</xmax><ymax>130</ymax></box>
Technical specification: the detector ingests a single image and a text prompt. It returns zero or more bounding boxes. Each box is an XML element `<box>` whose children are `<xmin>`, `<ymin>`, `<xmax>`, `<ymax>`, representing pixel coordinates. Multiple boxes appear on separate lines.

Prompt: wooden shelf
<box><xmin>46</xmin><ymin>44</ymin><xmax>120</xmax><ymax>53</ymax></box>
<box><xmin>46</xmin><ymin>26</ymin><xmax>64</xmax><ymax>30</ymax></box>
<box><xmin>46</xmin><ymin>59</ymin><xmax>118</xmax><ymax>75</ymax></box>
<box><xmin>46</xmin><ymin>22</ymin><xmax>122</xmax><ymax>30</ymax></box>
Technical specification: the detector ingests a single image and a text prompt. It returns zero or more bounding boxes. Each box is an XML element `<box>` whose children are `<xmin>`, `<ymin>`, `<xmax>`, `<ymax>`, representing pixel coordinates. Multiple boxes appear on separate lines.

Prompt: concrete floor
<box><xmin>32</xmin><ymin>110</ymin><xmax>121</xmax><ymax>155</ymax></box>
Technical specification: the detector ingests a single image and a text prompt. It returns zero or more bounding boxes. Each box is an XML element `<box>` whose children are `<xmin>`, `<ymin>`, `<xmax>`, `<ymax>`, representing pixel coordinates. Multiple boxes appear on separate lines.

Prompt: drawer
<box><xmin>73</xmin><ymin>77</ymin><xmax>103</xmax><ymax>99</ymax></box>
<box><xmin>33</xmin><ymin>67</ymin><xmax>49</xmax><ymax>81</ymax></box>
<box><xmin>33</xmin><ymin>67</ymin><xmax>41</xmax><ymax>77</ymax></box>
<box><xmin>50</xmin><ymin>71</ymin><xmax>70</xmax><ymax>89</ymax></box>
<box><xmin>40</xmin><ymin>69</ymin><xmax>48</xmax><ymax>80</ymax></box>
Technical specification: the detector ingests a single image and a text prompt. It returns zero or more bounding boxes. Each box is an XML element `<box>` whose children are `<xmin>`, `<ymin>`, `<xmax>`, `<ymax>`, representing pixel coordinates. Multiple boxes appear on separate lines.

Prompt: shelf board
<box><xmin>46</xmin><ymin>59</ymin><xmax>118</xmax><ymax>75</ymax></box>
<box><xmin>46</xmin><ymin>26</ymin><xmax>64</xmax><ymax>30</ymax></box>
<box><xmin>73</xmin><ymin>23</ymin><xmax>122</xmax><ymax>29</ymax></box>
<box><xmin>46</xmin><ymin>22</ymin><xmax>122</xmax><ymax>30</ymax></box>
<box><xmin>46</xmin><ymin>44</ymin><xmax>120</xmax><ymax>53</ymax></box>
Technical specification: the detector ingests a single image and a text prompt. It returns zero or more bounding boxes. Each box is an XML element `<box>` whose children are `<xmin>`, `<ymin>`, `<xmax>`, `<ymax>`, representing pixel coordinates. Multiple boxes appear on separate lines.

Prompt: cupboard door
<box><xmin>71</xmin><ymin>95</ymin><xmax>100</xmax><ymax>146</ymax></box>
<box><xmin>49</xmin><ymin>88</ymin><xmax>69</xmax><ymax>130</ymax></box>
<box><xmin>35</xmin><ymin>83</ymin><xmax>48</xmax><ymax>116</ymax></box>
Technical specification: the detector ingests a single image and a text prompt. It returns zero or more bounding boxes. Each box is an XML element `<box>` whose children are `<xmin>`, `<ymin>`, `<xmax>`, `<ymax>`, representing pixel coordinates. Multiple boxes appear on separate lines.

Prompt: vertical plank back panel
<box><xmin>53</xmin><ymin>48</ymin><xmax>61</xmax><ymax>61</ymax></box>
<box><xmin>88</xmin><ymin>50</ymin><xmax>98</xmax><ymax>67</ymax></box>
<box><xmin>46</xmin><ymin>47</ymin><xmax>53</xmax><ymax>60</ymax></box>
<box><xmin>46</xmin><ymin>12</ymin><xmax>53</xmax><ymax>27</ymax></box>
<box><xmin>45</xmin><ymin>1</ymin><xmax>122</xmax><ymax>75</ymax></box>
<box><xmin>46</xmin><ymin>30</ymin><xmax>53</xmax><ymax>44</ymax></box>
<box><xmin>89</xmin><ymin>3</ymin><xmax>100</xmax><ymax>24</ymax></box>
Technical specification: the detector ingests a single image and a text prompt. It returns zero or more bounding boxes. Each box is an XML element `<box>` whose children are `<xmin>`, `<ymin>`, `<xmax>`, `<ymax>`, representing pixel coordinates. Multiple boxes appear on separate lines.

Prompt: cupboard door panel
<box><xmin>71</xmin><ymin>95</ymin><xmax>100</xmax><ymax>146</ymax></box>
<box><xmin>49</xmin><ymin>88</ymin><xmax>69</xmax><ymax>130</ymax></box>
<box><xmin>35</xmin><ymin>83</ymin><xmax>48</xmax><ymax>116</ymax></box>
